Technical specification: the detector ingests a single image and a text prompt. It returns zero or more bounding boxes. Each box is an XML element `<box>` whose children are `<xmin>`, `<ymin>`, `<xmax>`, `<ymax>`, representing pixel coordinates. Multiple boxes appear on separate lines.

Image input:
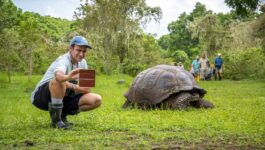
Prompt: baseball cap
<box><xmin>70</xmin><ymin>36</ymin><xmax>92</xmax><ymax>49</ymax></box>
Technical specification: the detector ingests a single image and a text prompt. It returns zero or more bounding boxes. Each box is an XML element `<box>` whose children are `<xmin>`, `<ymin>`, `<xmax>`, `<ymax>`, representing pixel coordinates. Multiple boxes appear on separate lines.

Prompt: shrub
<box><xmin>224</xmin><ymin>47</ymin><xmax>265</xmax><ymax>79</ymax></box>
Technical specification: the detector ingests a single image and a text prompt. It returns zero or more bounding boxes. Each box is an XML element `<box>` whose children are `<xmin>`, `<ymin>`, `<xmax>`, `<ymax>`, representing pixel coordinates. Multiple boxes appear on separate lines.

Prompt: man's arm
<box><xmin>54</xmin><ymin>68</ymin><xmax>80</xmax><ymax>83</ymax></box>
<box><xmin>65</xmin><ymin>81</ymin><xmax>90</xmax><ymax>93</ymax></box>
<box><xmin>55</xmin><ymin>71</ymin><xmax>71</xmax><ymax>82</ymax></box>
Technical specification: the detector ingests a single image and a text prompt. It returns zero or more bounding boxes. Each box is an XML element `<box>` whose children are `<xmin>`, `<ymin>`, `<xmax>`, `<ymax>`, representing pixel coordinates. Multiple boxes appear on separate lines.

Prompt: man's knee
<box><xmin>79</xmin><ymin>93</ymin><xmax>102</xmax><ymax>111</ymax></box>
<box><xmin>94</xmin><ymin>94</ymin><xmax>102</xmax><ymax>107</ymax></box>
<box><xmin>49</xmin><ymin>78</ymin><xmax>66</xmax><ymax>89</ymax></box>
<box><xmin>49</xmin><ymin>79</ymin><xmax>67</xmax><ymax>98</ymax></box>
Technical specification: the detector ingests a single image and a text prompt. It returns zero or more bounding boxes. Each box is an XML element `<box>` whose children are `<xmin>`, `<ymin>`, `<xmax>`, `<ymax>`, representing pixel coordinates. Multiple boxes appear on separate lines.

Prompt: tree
<box><xmin>0</xmin><ymin>0</ymin><xmax>22</xmax><ymax>33</ymax></box>
<box><xmin>252</xmin><ymin>5</ymin><xmax>265</xmax><ymax>52</ymax></box>
<box><xmin>158</xmin><ymin>2</ymin><xmax>211</xmax><ymax>60</ymax></box>
<box><xmin>170</xmin><ymin>50</ymin><xmax>189</xmax><ymax>65</ymax></box>
<box><xmin>19</xmin><ymin>12</ymin><xmax>42</xmax><ymax>81</ymax></box>
<box><xmin>122</xmin><ymin>34</ymin><xmax>171</xmax><ymax>76</ymax></box>
<box><xmin>225</xmin><ymin>0</ymin><xmax>262</xmax><ymax>18</ymax></box>
<box><xmin>187</xmin><ymin>14</ymin><xmax>229</xmax><ymax>56</ymax></box>
<box><xmin>75</xmin><ymin>0</ymin><xmax>161</xmax><ymax>74</ymax></box>
<box><xmin>0</xmin><ymin>28</ymin><xmax>23</xmax><ymax>83</ymax></box>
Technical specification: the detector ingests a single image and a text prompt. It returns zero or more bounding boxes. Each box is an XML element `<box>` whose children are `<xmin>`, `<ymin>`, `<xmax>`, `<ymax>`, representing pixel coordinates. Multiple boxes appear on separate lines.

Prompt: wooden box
<box><xmin>79</xmin><ymin>69</ymin><xmax>95</xmax><ymax>87</ymax></box>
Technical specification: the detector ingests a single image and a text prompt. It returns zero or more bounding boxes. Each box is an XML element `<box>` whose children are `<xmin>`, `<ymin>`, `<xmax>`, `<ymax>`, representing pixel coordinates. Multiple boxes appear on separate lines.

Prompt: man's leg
<box><xmin>201</xmin><ymin>69</ymin><xmax>206</xmax><ymax>80</ymax></box>
<box><xmin>48</xmin><ymin>79</ymin><xmax>70</xmax><ymax>129</ymax></box>
<box><xmin>78</xmin><ymin>93</ymin><xmax>102</xmax><ymax>111</ymax></box>
<box><xmin>214</xmin><ymin>68</ymin><xmax>218</xmax><ymax>80</ymax></box>
<box><xmin>218</xmin><ymin>72</ymin><xmax>222</xmax><ymax>80</ymax></box>
<box><xmin>218</xmin><ymin>67</ymin><xmax>222</xmax><ymax>80</ymax></box>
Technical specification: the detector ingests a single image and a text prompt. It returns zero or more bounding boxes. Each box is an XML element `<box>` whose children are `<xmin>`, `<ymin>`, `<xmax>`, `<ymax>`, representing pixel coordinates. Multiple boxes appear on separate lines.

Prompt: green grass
<box><xmin>0</xmin><ymin>73</ymin><xmax>264</xmax><ymax>149</ymax></box>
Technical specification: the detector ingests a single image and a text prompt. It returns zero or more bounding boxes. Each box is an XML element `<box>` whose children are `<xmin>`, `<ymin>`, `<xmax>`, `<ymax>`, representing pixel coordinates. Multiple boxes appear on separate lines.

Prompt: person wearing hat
<box><xmin>30</xmin><ymin>36</ymin><xmax>102</xmax><ymax>129</ymax></box>
<box><xmin>214</xmin><ymin>53</ymin><xmax>223</xmax><ymax>80</ymax></box>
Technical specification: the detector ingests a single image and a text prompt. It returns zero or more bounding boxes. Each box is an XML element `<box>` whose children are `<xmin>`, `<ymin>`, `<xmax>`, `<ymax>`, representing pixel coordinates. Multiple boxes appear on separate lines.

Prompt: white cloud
<box><xmin>45</xmin><ymin>6</ymin><xmax>59</xmax><ymax>18</ymax></box>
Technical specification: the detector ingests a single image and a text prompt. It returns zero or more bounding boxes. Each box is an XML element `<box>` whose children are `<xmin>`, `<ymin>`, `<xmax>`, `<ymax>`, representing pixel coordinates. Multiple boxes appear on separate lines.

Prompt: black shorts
<box><xmin>33</xmin><ymin>82</ymin><xmax>83</xmax><ymax>115</ymax></box>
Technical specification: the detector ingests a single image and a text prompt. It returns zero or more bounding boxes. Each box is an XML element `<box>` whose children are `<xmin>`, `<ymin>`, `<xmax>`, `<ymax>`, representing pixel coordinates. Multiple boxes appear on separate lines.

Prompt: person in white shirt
<box><xmin>31</xmin><ymin>36</ymin><xmax>102</xmax><ymax>129</ymax></box>
<box><xmin>199</xmin><ymin>54</ymin><xmax>209</xmax><ymax>80</ymax></box>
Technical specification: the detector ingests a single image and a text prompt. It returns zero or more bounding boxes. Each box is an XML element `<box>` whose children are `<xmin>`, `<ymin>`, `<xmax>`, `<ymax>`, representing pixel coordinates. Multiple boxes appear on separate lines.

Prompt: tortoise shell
<box><xmin>124</xmin><ymin>65</ymin><xmax>205</xmax><ymax>105</ymax></box>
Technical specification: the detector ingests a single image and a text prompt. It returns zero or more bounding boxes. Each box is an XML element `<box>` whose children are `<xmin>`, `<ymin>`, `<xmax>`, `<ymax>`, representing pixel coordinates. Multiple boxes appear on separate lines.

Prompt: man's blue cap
<box><xmin>70</xmin><ymin>36</ymin><xmax>92</xmax><ymax>49</ymax></box>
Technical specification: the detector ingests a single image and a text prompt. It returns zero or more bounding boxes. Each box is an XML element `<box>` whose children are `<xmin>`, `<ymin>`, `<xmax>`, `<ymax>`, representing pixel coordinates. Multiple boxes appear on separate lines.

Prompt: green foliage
<box><xmin>75</xmin><ymin>0</ymin><xmax>162</xmax><ymax>74</ymax></box>
<box><xmin>0</xmin><ymin>0</ymin><xmax>22</xmax><ymax>33</ymax></box>
<box><xmin>159</xmin><ymin>1</ymin><xmax>264</xmax><ymax>80</ymax></box>
<box><xmin>225</xmin><ymin>0</ymin><xmax>261</xmax><ymax>18</ymax></box>
<box><xmin>224</xmin><ymin>47</ymin><xmax>265</xmax><ymax>79</ymax></box>
<box><xmin>252</xmin><ymin>13</ymin><xmax>265</xmax><ymax>52</ymax></box>
<box><xmin>121</xmin><ymin>34</ymin><xmax>172</xmax><ymax>76</ymax></box>
<box><xmin>86</xmin><ymin>50</ymin><xmax>105</xmax><ymax>73</ymax></box>
<box><xmin>0</xmin><ymin>28</ymin><xmax>24</xmax><ymax>82</ymax></box>
<box><xmin>188</xmin><ymin>14</ymin><xmax>230</xmax><ymax>56</ymax></box>
<box><xmin>169</xmin><ymin>50</ymin><xmax>189</xmax><ymax>65</ymax></box>
<box><xmin>1</xmin><ymin>0</ymin><xmax>265</xmax><ymax>80</ymax></box>
<box><xmin>158</xmin><ymin>34</ymin><xmax>170</xmax><ymax>50</ymax></box>
<box><xmin>166</xmin><ymin>12</ymin><xmax>199</xmax><ymax>56</ymax></box>
<box><xmin>0</xmin><ymin>74</ymin><xmax>264</xmax><ymax>149</ymax></box>
<box><xmin>38</xmin><ymin>16</ymin><xmax>73</xmax><ymax>42</ymax></box>
<box><xmin>189</xmin><ymin>2</ymin><xmax>212</xmax><ymax>19</ymax></box>
<box><xmin>158</xmin><ymin>2</ymin><xmax>211</xmax><ymax>61</ymax></box>
<box><xmin>0</xmin><ymin>0</ymin><xmax>73</xmax><ymax>78</ymax></box>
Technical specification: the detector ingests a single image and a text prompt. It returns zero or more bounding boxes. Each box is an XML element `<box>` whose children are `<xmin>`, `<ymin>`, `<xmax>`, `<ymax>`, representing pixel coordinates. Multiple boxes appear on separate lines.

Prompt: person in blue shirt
<box><xmin>214</xmin><ymin>53</ymin><xmax>223</xmax><ymax>80</ymax></box>
<box><xmin>192</xmin><ymin>56</ymin><xmax>200</xmax><ymax>81</ymax></box>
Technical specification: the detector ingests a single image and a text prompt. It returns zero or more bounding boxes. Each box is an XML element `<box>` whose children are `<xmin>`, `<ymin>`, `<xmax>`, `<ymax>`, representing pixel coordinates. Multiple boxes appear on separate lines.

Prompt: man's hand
<box><xmin>68</xmin><ymin>68</ymin><xmax>81</xmax><ymax>80</ymax></box>
<box><xmin>55</xmin><ymin>68</ymin><xmax>81</xmax><ymax>83</ymax></box>
<box><xmin>74</xmin><ymin>85</ymin><xmax>91</xmax><ymax>94</ymax></box>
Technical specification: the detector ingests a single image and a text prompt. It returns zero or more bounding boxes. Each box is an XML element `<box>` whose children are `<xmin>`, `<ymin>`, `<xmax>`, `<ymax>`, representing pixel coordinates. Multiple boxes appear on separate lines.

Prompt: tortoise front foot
<box><xmin>191</xmin><ymin>99</ymin><xmax>214</xmax><ymax>109</ymax></box>
<box><xmin>122</xmin><ymin>100</ymin><xmax>133</xmax><ymax>108</ymax></box>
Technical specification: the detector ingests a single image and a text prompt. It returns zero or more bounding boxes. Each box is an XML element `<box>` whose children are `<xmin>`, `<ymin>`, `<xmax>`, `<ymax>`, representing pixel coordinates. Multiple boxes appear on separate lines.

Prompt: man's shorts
<box><xmin>215</xmin><ymin>66</ymin><xmax>222</xmax><ymax>73</ymax></box>
<box><xmin>33</xmin><ymin>82</ymin><xmax>83</xmax><ymax>115</ymax></box>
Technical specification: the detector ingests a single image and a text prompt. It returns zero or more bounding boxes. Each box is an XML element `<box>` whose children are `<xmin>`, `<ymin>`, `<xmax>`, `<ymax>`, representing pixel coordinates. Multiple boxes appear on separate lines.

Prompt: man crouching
<box><xmin>30</xmin><ymin>36</ymin><xmax>102</xmax><ymax>129</ymax></box>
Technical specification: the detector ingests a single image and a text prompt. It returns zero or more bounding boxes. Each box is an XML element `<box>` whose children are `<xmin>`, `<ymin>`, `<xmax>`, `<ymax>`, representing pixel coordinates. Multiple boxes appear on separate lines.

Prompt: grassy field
<box><xmin>0</xmin><ymin>73</ymin><xmax>264</xmax><ymax>149</ymax></box>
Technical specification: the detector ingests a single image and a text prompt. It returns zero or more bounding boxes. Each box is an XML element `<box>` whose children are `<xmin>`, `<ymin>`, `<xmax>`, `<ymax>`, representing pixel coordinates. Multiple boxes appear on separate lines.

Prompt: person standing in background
<box><xmin>214</xmin><ymin>53</ymin><xmax>223</xmax><ymax>80</ymax></box>
<box><xmin>199</xmin><ymin>54</ymin><xmax>208</xmax><ymax>80</ymax></box>
<box><xmin>191</xmin><ymin>56</ymin><xmax>200</xmax><ymax>82</ymax></box>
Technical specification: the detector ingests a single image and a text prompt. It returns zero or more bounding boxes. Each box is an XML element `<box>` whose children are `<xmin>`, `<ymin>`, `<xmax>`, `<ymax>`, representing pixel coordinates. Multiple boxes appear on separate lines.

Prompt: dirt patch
<box><xmin>24</xmin><ymin>140</ymin><xmax>34</xmax><ymax>147</ymax></box>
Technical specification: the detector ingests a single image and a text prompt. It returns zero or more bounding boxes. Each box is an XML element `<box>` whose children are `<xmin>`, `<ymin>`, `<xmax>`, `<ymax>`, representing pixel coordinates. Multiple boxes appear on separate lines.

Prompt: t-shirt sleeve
<box><xmin>54</xmin><ymin>59</ymin><xmax>68</xmax><ymax>74</ymax></box>
<box><xmin>82</xmin><ymin>60</ymin><xmax>88</xmax><ymax>69</ymax></box>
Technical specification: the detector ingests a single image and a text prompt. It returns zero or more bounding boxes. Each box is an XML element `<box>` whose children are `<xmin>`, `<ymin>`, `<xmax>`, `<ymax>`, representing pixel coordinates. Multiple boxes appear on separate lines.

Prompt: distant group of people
<box><xmin>189</xmin><ymin>53</ymin><xmax>223</xmax><ymax>81</ymax></box>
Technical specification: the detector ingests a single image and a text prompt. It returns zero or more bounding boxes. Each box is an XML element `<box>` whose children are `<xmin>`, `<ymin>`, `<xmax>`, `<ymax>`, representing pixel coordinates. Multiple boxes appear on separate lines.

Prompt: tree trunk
<box><xmin>8</xmin><ymin>62</ymin><xmax>11</xmax><ymax>84</ymax></box>
<box><xmin>28</xmin><ymin>49</ymin><xmax>33</xmax><ymax>81</ymax></box>
<box><xmin>103</xmin><ymin>34</ymin><xmax>112</xmax><ymax>75</ymax></box>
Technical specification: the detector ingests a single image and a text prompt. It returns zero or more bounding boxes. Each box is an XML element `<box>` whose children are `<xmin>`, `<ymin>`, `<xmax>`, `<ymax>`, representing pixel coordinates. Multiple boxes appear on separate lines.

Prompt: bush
<box><xmin>224</xmin><ymin>47</ymin><xmax>265</xmax><ymax>79</ymax></box>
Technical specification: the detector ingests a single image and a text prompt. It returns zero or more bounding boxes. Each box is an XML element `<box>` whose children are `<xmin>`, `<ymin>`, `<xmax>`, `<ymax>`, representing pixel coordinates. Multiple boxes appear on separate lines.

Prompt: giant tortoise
<box><xmin>123</xmin><ymin>65</ymin><xmax>214</xmax><ymax>109</ymax></box>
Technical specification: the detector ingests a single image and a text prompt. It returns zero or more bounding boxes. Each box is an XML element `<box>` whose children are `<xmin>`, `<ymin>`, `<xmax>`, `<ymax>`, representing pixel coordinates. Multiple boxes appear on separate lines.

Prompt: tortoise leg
<box><xmin>122</xmin><ymin>100</ymin><xmax>152</xmax><ymax>109</ymax></box>
<box><xmin>190</xmin><ymin>99</ymin><xmax>214</xmax><ymax>109</ymax></box>
<box><xmin>161</xmin><ymin>92</ymin><xmax>192</xmax><ymax>109</ymax></box>
<box><xmin>122</xmin><ymin>100</ymin><xmax>133</xmax><ymax>108</ymax></box>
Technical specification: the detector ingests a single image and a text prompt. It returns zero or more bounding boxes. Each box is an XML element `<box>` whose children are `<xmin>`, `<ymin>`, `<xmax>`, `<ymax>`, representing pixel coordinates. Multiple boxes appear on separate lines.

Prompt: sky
<box><xmin>12</xmin><ymin>0</ymin><xmax>230</xmax><ymax>38</ymax></box>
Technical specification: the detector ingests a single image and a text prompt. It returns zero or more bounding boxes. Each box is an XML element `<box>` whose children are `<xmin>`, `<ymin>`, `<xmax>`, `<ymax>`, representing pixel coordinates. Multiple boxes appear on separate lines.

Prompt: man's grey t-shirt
<box><xmin>30</xmin><ymin>52</ymin><xmax>88</xmax><ymax>103</ymax></box>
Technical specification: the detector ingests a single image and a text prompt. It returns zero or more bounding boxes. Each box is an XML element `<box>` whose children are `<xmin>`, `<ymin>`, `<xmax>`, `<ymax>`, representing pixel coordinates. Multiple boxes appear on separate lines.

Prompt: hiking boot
<box><xmin>61</xmin><ymin>114</ymin><xmax>74</xmax><ymax>126</ymax></box>
<box><xmin>49</xmin><ymin>103</ymin><xmax>70</xmax><ymax>130</ymax></box>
